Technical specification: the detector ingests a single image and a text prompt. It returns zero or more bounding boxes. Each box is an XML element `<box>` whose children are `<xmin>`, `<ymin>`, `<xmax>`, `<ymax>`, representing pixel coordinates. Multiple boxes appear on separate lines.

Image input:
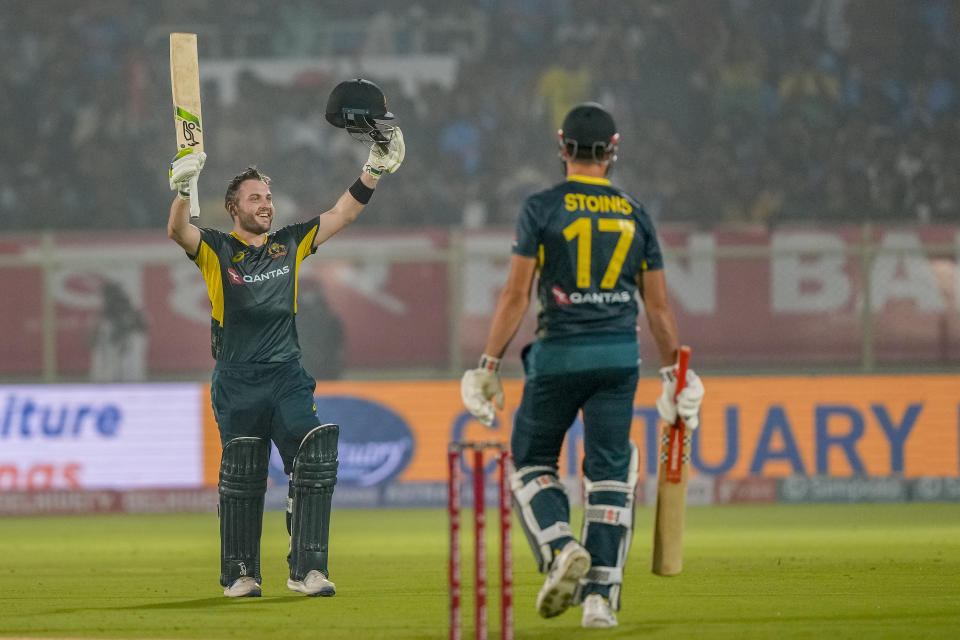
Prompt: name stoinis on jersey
<box><xmin>564</xmin><ymin>193</ymin><xmax>633</xmax><ymax>214</ymax></box>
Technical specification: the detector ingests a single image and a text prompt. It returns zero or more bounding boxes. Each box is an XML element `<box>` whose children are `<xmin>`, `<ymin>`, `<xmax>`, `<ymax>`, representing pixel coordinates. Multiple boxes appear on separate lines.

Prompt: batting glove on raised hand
<box><xmin>363</xmin><ymin>127</ymin><xmax>405</xmax><ymax>177</ymax></box>
<box><xmin>656</xmin><ymin>364</ymin><xmax>705</xmax><ymax>429</ymax></box>
<box><xmin>460</xmin><ymin>354</ymin><xmax>504</xmax><ymax>427</ymax></box>
<box><xmin>169</xmin><ymin>150</ymin><xmax>206</xmax><ymax>195</ymax></box>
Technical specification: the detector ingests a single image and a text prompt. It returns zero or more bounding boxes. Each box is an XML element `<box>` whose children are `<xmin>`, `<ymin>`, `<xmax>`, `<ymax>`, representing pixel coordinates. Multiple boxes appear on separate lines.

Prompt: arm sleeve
<box><xmin>511</xmin><ymin>196</ymin><xmax>541</xmax><ymax>258</ymax></box>
<box><xmin>290</xmin><ymin>216</ymin><xmax>322</xmax><ymax>264</ymax></box>
<box><xmin>190</xmin><ymin>228</ymin><xmax>224</xmax><ymax>266</ymax></box>
<box><xmin>290</xmin><ymin>216</ymin><xmax>322</xmax><ymax>249</ymax></box>
<box><xmin>636</xmin><ymin>205</ymin><xmax>664</xmax><ymax>272</ymax></box>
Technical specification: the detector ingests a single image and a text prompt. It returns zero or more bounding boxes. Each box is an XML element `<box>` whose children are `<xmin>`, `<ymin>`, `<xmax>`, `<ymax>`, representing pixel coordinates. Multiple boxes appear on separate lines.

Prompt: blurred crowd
<box><xmin>2</xmin><ymin>0</ymin><xmax>958</xmax><ymax>232</ymax></box>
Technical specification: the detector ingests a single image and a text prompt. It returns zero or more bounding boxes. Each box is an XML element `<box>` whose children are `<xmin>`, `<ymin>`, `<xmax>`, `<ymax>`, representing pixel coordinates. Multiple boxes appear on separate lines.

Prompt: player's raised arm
<box><xmin>312</xmin><ymin>127</ymin><xmax>405</xmax><ymax>249</ymax></box>
<box><xmin>312</xmin><ymin>79</ymin><xmax>405</xmax><ymax>249</ymax></box>
<box><xmin>167</xmin><ymin>151</ymin><xmax>205</xmax><ymax>255</ymax></box>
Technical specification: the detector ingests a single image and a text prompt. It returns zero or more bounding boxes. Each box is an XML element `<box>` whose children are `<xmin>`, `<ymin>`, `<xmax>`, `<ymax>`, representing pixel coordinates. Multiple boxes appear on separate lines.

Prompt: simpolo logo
<box><xmin>315</xmin><ymin>397</ymin><xmax>414</xmax><ymax>487</ymax></box>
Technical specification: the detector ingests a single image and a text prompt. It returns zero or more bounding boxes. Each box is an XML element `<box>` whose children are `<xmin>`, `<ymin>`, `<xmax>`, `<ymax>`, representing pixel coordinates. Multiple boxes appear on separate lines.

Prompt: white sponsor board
<box><xmin>0</xmin><ymin>384</ymin><xmax>203</xmax><ymax>490</ymax></box>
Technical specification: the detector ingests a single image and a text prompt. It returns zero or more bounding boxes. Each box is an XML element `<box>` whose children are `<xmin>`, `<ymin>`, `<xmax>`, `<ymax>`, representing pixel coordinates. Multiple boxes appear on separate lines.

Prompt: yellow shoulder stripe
<box><xmin>293</xmin><ymin>225</ymin><xmax>319</xmax><ymax>313</ymax></box>
<box><xmin>195</xmin><ymin>241</ymin><xmax>225</xmax><ymax>326</ymax></box>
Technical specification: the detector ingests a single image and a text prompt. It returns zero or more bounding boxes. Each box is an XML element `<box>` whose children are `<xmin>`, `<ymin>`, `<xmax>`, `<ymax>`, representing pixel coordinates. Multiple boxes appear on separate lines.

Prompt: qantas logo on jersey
<box><xmin>226</xmin><ymin>265</ymin><xmax>291</xmax><ymax>285</ymax></box>
<box><xmin>552</xmin><ymin>287</ymin><xmax>571</xmax><ymax>305</ymax></box>
<box><xmin>552</xmin><ymin>286</ymin><xmax>631</xmax><ymax>305</ymax></box>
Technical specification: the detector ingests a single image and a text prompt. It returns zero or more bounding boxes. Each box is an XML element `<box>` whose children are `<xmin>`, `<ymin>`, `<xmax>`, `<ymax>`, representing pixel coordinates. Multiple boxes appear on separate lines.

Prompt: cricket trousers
<box><xmin>211</xmin><ymin>359</ymin><xmax>321</xmax><ymax>475</ymax></box>
<box><xmin>511</xmin><ymin>334</ymin><xmax>640</xmax><ymax>602</ymax></box>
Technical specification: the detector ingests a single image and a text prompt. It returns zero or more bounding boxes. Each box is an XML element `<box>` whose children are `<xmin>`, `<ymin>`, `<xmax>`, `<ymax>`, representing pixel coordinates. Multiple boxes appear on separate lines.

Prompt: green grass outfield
<box><xmin>1</xmin><ymin>503</ymin><xmax>958</xmax><ymax>639</ymax></box>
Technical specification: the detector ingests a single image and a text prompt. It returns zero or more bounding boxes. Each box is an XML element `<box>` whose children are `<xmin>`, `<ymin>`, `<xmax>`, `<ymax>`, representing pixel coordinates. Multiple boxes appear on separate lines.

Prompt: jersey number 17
<box><xmin>563</xmin><ymin>217</ymin><xmax>636</xmax><ymax>289</ymax></box>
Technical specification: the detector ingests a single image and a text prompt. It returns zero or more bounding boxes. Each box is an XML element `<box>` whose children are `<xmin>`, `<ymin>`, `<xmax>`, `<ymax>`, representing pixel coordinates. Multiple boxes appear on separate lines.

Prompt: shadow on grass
<box><xmin>53</xmin><ymin>595</ymin><xmax>315</xmax><ymax>614</ymax></box>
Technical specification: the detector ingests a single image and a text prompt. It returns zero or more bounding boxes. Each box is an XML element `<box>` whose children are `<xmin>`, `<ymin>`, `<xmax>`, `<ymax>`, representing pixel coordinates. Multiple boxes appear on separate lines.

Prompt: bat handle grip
<box><xmin>674</xmin><ymin>346</ymin><xmax>691</xmax><ymax>399</ymax></box>
<box><xmin>189</xmin><ymin>176</ymin><xmax>200</xmax><ymax>219</ymax></box>
<box><xmin>672</xmin><ymin>346</ymin><xmax>692</xmax><ymax>429</ymax></box>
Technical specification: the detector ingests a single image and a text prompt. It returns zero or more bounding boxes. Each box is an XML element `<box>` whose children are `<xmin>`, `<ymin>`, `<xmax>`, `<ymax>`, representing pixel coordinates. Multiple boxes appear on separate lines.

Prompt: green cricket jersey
<box><xmin>190</xmin><ymin>217</ymin><xmax>321</xmax><ymax>363</ymax></box>
<box><xmin>512</xmin><ymin>174</ymin><xmax>663</xmax><ymax>339</ymax></box>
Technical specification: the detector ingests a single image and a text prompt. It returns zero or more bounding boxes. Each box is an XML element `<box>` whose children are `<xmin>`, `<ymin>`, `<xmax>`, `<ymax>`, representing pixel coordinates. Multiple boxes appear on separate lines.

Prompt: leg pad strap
<box><xmin>575</xmin><ymin>441</ymin><xmax>639</xmax><ymax>610</ymax></box>
<box><xmin>584</xmin><ymin>566</ymin><xmax>624</xmax><ymax>585</ymax></box>
<box><xmin>511</xmin><ymin>466</ymin><xmax>573</xmax><ymax>573</ymax></box>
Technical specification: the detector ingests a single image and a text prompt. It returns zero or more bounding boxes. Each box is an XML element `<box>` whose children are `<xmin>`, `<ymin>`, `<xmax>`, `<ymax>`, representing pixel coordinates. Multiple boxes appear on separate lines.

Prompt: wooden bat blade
<box><xmin>170</xmin><ymin>32</ymin><xmax>203</xmax><ymax>218</ymax></box>
<box><xmin>170</xmin><ymin>33</ymin><xmax>203</xmax><ymax>152</ymax></box>
<box><xmin>651</xmin><ymin>421</ymin><xmax>690</xmax><ymax>576</ymax></box>
<box><xmin>170</xmin><ymin>33</ymin><xmax>203</xmax><ymax>151</ymax></box>
<box><xmin>652</xmin><ymin>345</ymin><xmax>692</xmax><ymax>576</ymax></box>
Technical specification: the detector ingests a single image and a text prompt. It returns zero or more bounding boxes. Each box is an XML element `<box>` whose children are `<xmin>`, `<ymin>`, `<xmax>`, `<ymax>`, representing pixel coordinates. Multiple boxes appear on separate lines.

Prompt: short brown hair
<box><xmin>224</xmin><ymin>167</ymin><xmax>271</xmax><ymax>216</ymax></box>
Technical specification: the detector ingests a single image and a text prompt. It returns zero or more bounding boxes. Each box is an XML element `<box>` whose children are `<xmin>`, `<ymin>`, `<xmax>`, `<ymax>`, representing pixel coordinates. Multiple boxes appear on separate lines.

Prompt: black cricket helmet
<box><xmin>557</xmin><ymin>102</ymin><xmax>619</xmax><ymax>163</ymax></box>
<box><xmin>325</xmin><ymin>78</ymin><xmax>396</xmax><ymax>150</ymax></box>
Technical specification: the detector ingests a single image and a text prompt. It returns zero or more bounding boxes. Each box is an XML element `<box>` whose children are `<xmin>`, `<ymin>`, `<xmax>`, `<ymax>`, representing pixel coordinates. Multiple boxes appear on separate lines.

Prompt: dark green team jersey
<box><xmin>512</xmin><ymin>175</ymin><xmax>663</xmax><ymax>339</ymax></box>
<box><xmin>190</xmin><ymin>217</ymin><xmax>321</xmax><ymax>363</ymax></box>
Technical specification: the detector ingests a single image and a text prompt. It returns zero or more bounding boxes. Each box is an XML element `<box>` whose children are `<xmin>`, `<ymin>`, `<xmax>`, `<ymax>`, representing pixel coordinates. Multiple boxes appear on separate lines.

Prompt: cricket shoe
<box><xmin>287</xmin><ymin>570</ymin><xmax>336</xmax><ymax>597</ymax></box>
<box><xmin>223</xmin><ymin>576</ymin><xmax>261</xmax><ymax>598</ymax></box>
<box><xmin>581</xmin><ymin>594</ymin><xmax>618</xmax><ymax>628</ymax></box>
<box><xmin>536</xmin><ymin>540</ymin><xmax>591</xmax><ymax>618</ymax></box>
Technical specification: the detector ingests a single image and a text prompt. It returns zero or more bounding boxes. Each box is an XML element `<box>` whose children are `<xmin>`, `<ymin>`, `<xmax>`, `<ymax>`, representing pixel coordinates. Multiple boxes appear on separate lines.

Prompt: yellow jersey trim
<box><xmin>229</xmin><ymin>232</ymin><xmax>271</xmax><ymax>246</ymax></box>
<box><xmin>195</xmin><ymin>241</ymin><xmax>225</xmax><ymax>326</ymax></box>
<box><xmin>293</xmin><ymin>225</ymin><xmax>319</xmax><ymax>313</ymax></box>
<box><xmin>567</xmin><ymin>175</ymin><xmax>611</xmax><ymax>186</ymax></box>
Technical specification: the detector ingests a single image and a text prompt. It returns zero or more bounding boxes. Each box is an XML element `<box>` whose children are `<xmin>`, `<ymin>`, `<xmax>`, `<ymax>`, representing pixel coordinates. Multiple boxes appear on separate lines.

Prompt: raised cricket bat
<box><xmin>652</xmin><ymin>345</ymin><xmax>692</xmax><ymax>576</ymax></box>
<box><xmin>169</xmin><ymin>33</ymin><xmax>204</xmax><ymax>219</ymax></box>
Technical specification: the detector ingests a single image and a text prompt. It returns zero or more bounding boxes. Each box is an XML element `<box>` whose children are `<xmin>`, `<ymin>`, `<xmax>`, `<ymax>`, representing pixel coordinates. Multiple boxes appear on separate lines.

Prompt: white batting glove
<box><xmin>460</xmin><ymin>354</ymin><xmax>504</xmax><ymax>427</ymax></box>
<box><xmin>363</xmin><ymin>127</ymin><xmax>405</xmax><ymax>177</ymax></box>
<box><xmin>656</xmin><ymin>365</ymin><xmax>705</xmax><ymax>429</ymax></box>
<box><xmin>169</xmin><ymin>150</ymin><xmax>206</xmax><ymax>195</ymax></box>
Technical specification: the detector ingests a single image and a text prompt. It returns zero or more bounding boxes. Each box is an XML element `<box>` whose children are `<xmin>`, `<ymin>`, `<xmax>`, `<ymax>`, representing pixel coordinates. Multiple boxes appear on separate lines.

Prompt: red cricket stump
<box><xmin>473</xmin><ymin>447</ymin><xmax>487</xmax><ymax>640</ymax></box>
<box><xmin>448</xmin><ymin>449</ymin><xmax>462</xmax><ymax>640</ymax></box>
<box><xmin>448</xmin><ymin>441</ymin><xmax>513</xmax><ymax>640</ymax></box>
<box><xmin>498</xmin><ymin>448</ymin><xmax>513</xmax><ymax>640</ymax></box>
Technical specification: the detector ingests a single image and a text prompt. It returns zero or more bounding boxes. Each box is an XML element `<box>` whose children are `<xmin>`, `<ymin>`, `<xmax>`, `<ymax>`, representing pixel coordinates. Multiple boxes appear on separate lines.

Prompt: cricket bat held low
<box><xmin>169</xmin><ymin>32</ymin><xmax>204</xmax><ymax>219</ymax></box>
<box><xmin>651</xmin><ymin>345</ymin><xmax>691</xmax><ymax>576</ymax></box>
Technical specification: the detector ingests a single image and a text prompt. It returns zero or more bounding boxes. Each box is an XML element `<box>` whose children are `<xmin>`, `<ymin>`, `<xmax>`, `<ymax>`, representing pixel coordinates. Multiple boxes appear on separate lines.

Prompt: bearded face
<box><xmin>231</xmin><ymin>179</ymin><xmax>274</xmax><ymax>235</ymax></box>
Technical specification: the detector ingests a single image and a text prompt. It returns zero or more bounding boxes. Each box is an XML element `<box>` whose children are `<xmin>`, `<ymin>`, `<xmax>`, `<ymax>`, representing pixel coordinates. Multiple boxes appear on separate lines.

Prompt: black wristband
<box><xmin>348</xmin><ymin>177</ymin><xmax>374</xmax><ymax>204</ymax></box>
